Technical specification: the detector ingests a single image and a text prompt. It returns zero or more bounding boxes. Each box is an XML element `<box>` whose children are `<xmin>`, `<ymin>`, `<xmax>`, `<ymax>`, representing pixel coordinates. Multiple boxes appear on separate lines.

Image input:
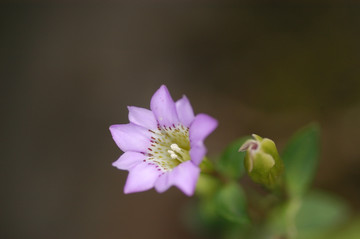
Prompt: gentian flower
<box><xmin>110</xmin><ymin>85</ymin><xmax>218</xmax><ymax>196</ymax></box>
<box><xmin>239</xmin><ymin>134</ymin><xmax>284</xmax><ymax>188</ymax></box>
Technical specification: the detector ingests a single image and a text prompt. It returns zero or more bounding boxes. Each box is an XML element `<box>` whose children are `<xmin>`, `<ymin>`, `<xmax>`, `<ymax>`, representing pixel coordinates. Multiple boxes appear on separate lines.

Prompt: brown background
<box><xmin>1</xmin><ymin>1</ymin><xmax>360</xmax><ymax>239</ymax></box>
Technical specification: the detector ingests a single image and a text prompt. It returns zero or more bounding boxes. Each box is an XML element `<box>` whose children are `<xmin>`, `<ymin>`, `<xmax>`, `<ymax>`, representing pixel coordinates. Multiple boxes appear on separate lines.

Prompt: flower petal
<box><xmin>128</xmin><ymin>106</ymin><xmax>157</xmax><ymax>129</ymax></box>
<box><xmin>189</xmin><ymin>113</ymin><xmax>218</xmax><ymax>143</ymax></box>
<box><xmin>155</xmin><ymin>161</ymin><xmax>200</xmax><ymax>196</ymax></box>
<box><xmin>124</xmin><ymin>162</ymin><xmax>160</xmax><ymax>194</ymax></box>
<box><xmin>189</xmin><ymin>143</ymin><xmax>207</xmax><ymax>165</ymax></box>
<box><xmin>150</xmin><ymin>85</ymin><xmax>179</xmax><ymax>126</ymax></box>
<box><xmin>175</xmin><ymin>95</ymin><xmax>195</xmax><ymax>127</ymax></box>
<box><xmin>109</xmin><ymin>123</ymin><xmax>151</xmax><ymax>152</ymax></box>
<box><xmin>112</xmin><ymin>152</ymin><xmax>145</xmax><ymax>170</ymax></box>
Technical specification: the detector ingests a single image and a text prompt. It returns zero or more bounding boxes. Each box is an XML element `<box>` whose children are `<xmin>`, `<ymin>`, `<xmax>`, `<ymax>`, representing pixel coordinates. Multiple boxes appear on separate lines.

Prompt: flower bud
<box><xmin>239</xmin><ymin>134</ymin><xmax>284</xmax><ymax>188</ymax></box>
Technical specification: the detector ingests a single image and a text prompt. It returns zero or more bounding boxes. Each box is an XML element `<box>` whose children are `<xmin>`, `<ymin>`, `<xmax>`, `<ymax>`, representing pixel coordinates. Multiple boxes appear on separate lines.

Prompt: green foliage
<box><xmin>217</xmin><ymin>137</ymin><xmax>250</xmax><ymax>179</ymax></box>
<box><xmin>199</xmin><ymin>157</ymin><xmax>215</xmax><ymax>173</ymax></box>
<box><xmin>323</xmin><ymin>218</ymin><xmax>360</xmax><ymax>239</ymax></box>
<box><xmin>189</xmin><ymin>180</ymin><xmax>249</xmax><ymax>238</ymax></box>
<box><xmin>267</xmin><ymin>190</ymin><xmax>349</xmax><ymax>239</ymax></box>
<box><xmin>190</xmin><ymin>123</ymin><xmax>355</xmax><ymax>239</ymax></box>
<box><xmin>182</xmin><ymin>197</ymin><xmax>224</xmax><ymax>237</ymax></box>
<box><xmin>282</xmin><ymin>123</ymin><xmax>320</xmax><ymax>197</ymax></box>
<box><xmin>195</xmin><ymin>173</ymin><xmax>221</xmax><ymax>199</ymax></box>
<box><xmin>215</xmin><ymin>182</ymin><xmax>250</xmax><ymax>225</ymax></box>
<box><xmin>295</xmin><ymin>191</ymin><xmax>349</xmax><ymax>239</ymax></box>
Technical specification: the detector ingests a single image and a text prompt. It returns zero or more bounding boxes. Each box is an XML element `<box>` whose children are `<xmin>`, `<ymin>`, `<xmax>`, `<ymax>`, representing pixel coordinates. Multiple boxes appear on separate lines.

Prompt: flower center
<box><xmin>146</xmin><ymin>124</ymin><xmax>190</xmax><ymax>172</ymax></box>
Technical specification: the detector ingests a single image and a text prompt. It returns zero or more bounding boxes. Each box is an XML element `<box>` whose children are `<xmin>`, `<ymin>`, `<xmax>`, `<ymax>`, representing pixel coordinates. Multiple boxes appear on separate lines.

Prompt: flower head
<box><xmin>110</xmin><ymin>85</ymin><xmax>218</xmax><ymax>196</ymax></box>
<box><xmin>239</xmin><ymin>134</ymin><xmax>284</xmax><ymax>188</ymax></box>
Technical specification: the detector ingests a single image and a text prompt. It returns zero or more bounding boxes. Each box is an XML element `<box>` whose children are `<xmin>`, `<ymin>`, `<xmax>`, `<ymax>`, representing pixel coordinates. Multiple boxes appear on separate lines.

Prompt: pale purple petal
<box><xmin>175</xmin><ymin>95</ymin><xmax>195</xmax><ymax>127</ymax></box>
<box><xmin>124</xmin><ymin>162</ymin><xmax>160</xmax><ymax>194</ymax></box>
<box><xmin>109</xmin><ymin>123</ymin><xmax>151</xmax><ymax>152</ymax></box>
<box><xmin>154</xmin><ymin>173</ymin><xmax>171</xmax><ymax>193</ymax></box>
<box><xmin>155</xmin><ymin>161</ymin><xmax>200</xmax><ymax>196</ymax></box>
<box><xmin>150</xmin><ymin>85</ymin><xmax>179</xmax><ymax>126</ymax></box>
<box><xmin>112</xmin><ymin>152</ymin><xmax>145</xmax><ymax>170</ymax></box>
<box><xmin>189</xmin><ymin>113</ymin><xmax>218</xmax><ymax>143</ymax></box>
<box><xmin>189</xmin><ymin>143</ymin><xmax>207</xmax><ymax>165</ymax></box>
<box><xmin>128</xmin><ymin>106</ymin><xmax>157</xmax><ymax>129</ymax></box>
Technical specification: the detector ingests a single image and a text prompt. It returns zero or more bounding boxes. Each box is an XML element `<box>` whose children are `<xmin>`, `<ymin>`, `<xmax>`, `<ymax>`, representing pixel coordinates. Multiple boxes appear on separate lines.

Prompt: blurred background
<box><xmin>1</xmin><ymin>1</ymin><xmax>360</xmax><ymax>239</ymax></box>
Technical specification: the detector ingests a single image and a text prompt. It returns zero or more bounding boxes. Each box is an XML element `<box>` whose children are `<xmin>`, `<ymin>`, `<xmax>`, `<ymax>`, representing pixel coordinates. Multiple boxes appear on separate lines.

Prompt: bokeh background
<box><xmin>1</xmin><ymin>1</ymin><xmax>360</xmax><ymax>239</ymax></box>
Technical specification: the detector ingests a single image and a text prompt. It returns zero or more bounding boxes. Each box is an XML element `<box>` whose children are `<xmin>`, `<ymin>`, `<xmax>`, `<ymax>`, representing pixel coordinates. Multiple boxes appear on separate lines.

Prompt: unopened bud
<box><xmin>239</xmin><ymin>134</ymin><xmax>284</xmax><ymax>188</ymax></box>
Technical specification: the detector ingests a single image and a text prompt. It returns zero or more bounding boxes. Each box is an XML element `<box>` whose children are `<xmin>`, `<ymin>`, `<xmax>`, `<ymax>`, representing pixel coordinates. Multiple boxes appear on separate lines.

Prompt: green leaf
<box><xmin>182</xmin><ymin>198</ymin><xmax>224</xmax><ymax>236</ymax></box>
<box><xmin>266</xmin><ymin>190</ymin><xmax>349</xmax><ymax>239</ymax></box>
<box><xmin>195</xmin><ymin>173</ymin><xmax>221</xmax><ymax>199</ymax></box>
<box><xmin>295</xmin><ymin>191</ymin><xmax>349</xmax><ymax>239</ymax></box>
<box><xmin>217</xmin><ymin>137</ymin><xmax>250</xmax><ymax>179</ymax></box>
<box><xmin>322</xmin><ymin>217</ymin><xmax>360</xmax><ymax>239</ymax></box>
<box><xmin>215</xmin><ymin>182</ymin><xmax>249</xmax><ymax>224</ymax></box>
<box><xmin>282</xmin><ymin>123</ymin><xmax>320</xmax><ymax>197</ymax></box>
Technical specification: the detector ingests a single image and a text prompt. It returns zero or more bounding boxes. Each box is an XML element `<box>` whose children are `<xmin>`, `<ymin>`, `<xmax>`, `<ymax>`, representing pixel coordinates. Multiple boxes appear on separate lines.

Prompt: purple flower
<box><xmin>110</xmin><ymin>85</ymin><xmax>218</xmax><ymax>196</ymax></box>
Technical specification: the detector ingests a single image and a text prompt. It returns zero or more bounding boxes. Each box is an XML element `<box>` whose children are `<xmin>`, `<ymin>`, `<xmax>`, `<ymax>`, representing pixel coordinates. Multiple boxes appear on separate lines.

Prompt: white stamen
<box><xmin>170</xmin><ymin>143</ymin><xmax>182</xmax><ymax>153</ymax></box>
<box><xmin>168</xmin><ymin>150</ymin><xmax>179</xmax><ymax>159</ymax></box>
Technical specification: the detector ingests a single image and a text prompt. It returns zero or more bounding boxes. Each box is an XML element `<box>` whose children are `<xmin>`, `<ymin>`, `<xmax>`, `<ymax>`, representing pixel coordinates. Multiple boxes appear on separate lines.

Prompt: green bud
<box><xmin>239</xmin><ymin>134</ymin><xmax>284</xmax><ymax>188</ymax></box>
